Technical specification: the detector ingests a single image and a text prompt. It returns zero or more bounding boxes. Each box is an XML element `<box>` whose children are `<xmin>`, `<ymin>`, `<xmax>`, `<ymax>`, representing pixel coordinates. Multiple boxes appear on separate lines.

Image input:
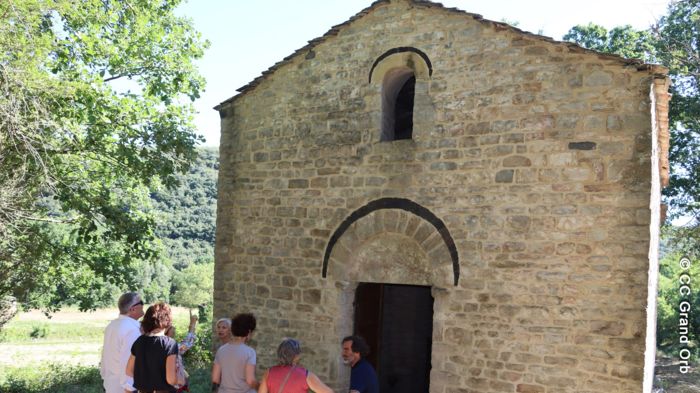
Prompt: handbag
<box><xmin>174</xmin><ymin>354</ymin><xmax>188</xmax><ymax>387</ymax></box>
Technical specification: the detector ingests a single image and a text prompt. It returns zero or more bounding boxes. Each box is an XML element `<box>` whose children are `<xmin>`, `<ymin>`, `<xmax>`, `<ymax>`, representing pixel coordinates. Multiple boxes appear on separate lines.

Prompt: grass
<box><xmin>0</xmin><ymin>321</ymin><xmax>104</xmax><ymax>343</ymax></box>
<box><xmin>0</xmin><ymin>307</ymin><xmax>196</xmax><ymax>342</ymax></box>
<box><xmin>0</xmin><ymin>363</ymin><xmax>103</xmax><ymax>393</ymax></box>
<box><xmin>0</xmin><ymin>314</ymin><xmax>106</xmax><ymax>343</ymax></box>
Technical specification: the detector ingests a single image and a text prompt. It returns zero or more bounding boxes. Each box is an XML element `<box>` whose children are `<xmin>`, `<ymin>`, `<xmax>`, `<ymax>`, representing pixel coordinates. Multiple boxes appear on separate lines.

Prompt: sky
<box><xmin>176</xmin><ymin>0</ymin><xmax>672</xmax><ymax>147</ymax></box>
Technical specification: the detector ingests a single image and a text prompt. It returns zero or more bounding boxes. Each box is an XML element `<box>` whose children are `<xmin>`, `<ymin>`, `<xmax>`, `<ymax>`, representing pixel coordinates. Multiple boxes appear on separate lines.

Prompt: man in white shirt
<box><xmin>100</xmin><ymin>292</ymin><xmax>144</xmax><ymax>393</ymax></box>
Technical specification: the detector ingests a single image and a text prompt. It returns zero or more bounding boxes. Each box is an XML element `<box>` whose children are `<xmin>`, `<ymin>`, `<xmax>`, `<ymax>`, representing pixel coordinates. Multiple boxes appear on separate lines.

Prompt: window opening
<box><xmin>381</xmin><ymin>69</ymin><xmax>415</xmax><ymax>141</ymax></box>
<box><xmin>394</xmin><ymin>76</ymin><xmax>415</xmax><ymax>140</ymax></box>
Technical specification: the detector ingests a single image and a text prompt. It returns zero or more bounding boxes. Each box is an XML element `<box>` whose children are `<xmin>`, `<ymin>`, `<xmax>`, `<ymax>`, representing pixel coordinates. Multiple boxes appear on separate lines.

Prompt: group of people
<box><xmin>100</xmin><ymin>292</ymin><xmax>198</xmax><ymax>393</ymax></box>
<box><xmin>99</xmin><ymin>292</ymin><xmax>379</xmax><ymax>393</ymax></box>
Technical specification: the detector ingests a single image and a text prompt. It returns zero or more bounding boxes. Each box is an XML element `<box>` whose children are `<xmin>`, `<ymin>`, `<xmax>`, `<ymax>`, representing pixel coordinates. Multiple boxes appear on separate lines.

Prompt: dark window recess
<box><xmin>354</xmin><ymin>283</ymin><xmax>433</xmax><ymax>393</ymax></box>
<box><xmin>381</xmin><ymin>70</ymin><xmax>415</xmax><ymax>142</ymax></box>
<box><xmin>393</xmin><ymin>76</ymin><xmax>415</xmax><ymax>140</ymax></box>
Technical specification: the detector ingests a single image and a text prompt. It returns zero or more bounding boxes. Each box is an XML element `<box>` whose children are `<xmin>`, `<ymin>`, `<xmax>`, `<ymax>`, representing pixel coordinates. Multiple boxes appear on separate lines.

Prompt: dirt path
<box><xmin>654</xmin><ymin>358</ymin><xmax>700</xmax><ymax>393</ymax></box>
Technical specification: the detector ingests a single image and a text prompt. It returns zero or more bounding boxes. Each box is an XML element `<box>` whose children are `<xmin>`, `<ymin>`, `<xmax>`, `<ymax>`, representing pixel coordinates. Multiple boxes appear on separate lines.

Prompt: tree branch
<box><xmin>103</xmin><ymin>73</ymin><xmax>131</xmax><ymax>83</ymax></box>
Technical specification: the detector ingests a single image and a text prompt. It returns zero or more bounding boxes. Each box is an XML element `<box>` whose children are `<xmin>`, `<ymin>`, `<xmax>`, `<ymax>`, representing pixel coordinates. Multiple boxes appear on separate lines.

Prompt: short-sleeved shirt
<box><xmin>350</xmin><ymin>359</ymin><xmax>379</xmax><ymax>393</ymax></box>
<box><xmin>214</xmin><ymin>342</ymin><xmax>257</xmax><ymax>393</ymax></box>
<box><xmin>100</xmin><ymin>314</ymin><xmax>141</xmax><ymax>392</ymax></box>
<box><xmin>131</xmin><ymin>334</ymin><xmax>179</xmax><ymax>392</ymax></box>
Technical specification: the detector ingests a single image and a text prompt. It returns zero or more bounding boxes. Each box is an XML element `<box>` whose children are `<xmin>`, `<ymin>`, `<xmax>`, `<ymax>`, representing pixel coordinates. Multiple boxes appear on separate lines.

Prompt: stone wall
<box><xmin>215</xmin><ymin>1</ymin><xmax>668</xmax><ymax>392</ymax></box>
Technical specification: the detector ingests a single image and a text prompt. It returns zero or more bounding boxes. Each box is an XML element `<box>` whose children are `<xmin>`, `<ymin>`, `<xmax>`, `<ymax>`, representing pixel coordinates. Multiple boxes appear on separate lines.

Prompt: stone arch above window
<box><xmin>368</xmin><ymin>47</ymin><xmax>433</xmax><ymax>84</ymax></box>
<box><xmin>369</xmin><ymin>48</ymin><xmax>432</xmax><ymax>142</ymax></box>
<box><xmin>322</xmin><ymin>198</ymin><xmax>459</xmax><ymax>287</ymax></box>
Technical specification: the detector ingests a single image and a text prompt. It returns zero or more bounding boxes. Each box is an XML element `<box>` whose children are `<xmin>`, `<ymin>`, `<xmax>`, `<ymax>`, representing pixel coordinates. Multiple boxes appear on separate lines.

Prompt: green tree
<box><xmin>656</xmin><ymin>246</ymin><xmax>700</xmax><ymax>360</ymax></box>
<box><xmin>0</xmin><ymin>0</ymin><xmax>209</xmax><ymax>314</ymax></box>
<box><xmin>562</xmin><ymin>23</ymin><xmax>657</xmax><ymax>61</ymax></box>
<box><xmin>134</xmin><ymin>259</ymin><xmax>173</xmax><ymax>304</ymax></box>
<box><xmin>655</xmin><ymin>0</ymin><xmax>700</xmax><ymax>247</ymax></box>
<box><xmin>170</xmin><ymin>262</ymin><xmax>213</xmax><ymax>308</ymax></box>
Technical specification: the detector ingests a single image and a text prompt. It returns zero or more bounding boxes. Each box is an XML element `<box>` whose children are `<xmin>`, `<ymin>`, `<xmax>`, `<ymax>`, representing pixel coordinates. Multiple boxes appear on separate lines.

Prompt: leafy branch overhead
<box><xmin>563</xmin><ymin>23</ymin><xmax>658</xmax><ymax>62</ymax></box>
<box><xmin>0</xmin><ymin>0</ymin><xmax>209</xmax><ymax>311</ymax></box>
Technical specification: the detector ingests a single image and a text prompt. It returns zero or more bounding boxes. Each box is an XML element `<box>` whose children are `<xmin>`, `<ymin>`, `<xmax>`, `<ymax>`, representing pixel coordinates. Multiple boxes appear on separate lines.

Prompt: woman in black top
<box><xmin>126</xmin><ymin>302</ymin><xmax>179</xmax><ymax>393</ymax></box>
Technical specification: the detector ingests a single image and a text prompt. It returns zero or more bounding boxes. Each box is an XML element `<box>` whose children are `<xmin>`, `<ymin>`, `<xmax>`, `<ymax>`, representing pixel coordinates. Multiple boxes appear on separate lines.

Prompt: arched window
<box><xmin>370</xmin><ymin>47</ymin><xmax>431</xmax><ymax>142</ymax></box>
<box><xmin>381</xmin><ymin>68</ymin><xmax>415</xmax><ymax>141</ymax></box>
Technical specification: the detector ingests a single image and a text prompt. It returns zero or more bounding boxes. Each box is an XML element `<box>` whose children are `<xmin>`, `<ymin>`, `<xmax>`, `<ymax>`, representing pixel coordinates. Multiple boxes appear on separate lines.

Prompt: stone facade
<box><xmin>214</xmin><ymin>1</ymin><xmax>670</xmax><ymax>392</ymax></box>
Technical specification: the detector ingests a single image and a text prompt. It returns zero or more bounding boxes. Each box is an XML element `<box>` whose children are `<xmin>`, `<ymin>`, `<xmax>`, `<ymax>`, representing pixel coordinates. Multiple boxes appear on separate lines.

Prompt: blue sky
<box><xmin>177</xmin><ymin>0</ymin><xmax>671</xmax><ymax>147</ymax></box>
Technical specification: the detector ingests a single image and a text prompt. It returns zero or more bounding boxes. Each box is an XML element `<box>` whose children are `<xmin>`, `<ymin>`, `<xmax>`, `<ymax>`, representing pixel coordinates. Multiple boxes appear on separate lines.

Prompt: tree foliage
<box><xmin>12</xmin><ymin>147</ymin><xmax>218</xmax><ymax>311</ymax></box>
<box><xmin>152</xmin><ymin>147</ymin><xmax>218</xmax><ymax>270</ymax></box>
<box><xmin>148</xmin><ymin>147</ymin><xmax>218</xmax><ymax>308</ymax></box>
<box><xmin>0</xmin><ymin>0</ymin><xmax>209</xmax><ymax>312</ymax></box>
<box><xmin>563</xmin><ymin>23</ymin><xmax>657</xmax><ymax>61</ymax></box>
<box><xmin>655</xmin><ymin>0</ymin><xmax>700</xmax><ymax>232</ymax></box>
<box><xmin>170</xmin><ymin>262</ymin><xmax>214</xmax><ymax>309</ymax></box>
<box><xmin>656</xmin><ymin>245</ymin><xmax>700</xmax><ymax>359</ymax></box>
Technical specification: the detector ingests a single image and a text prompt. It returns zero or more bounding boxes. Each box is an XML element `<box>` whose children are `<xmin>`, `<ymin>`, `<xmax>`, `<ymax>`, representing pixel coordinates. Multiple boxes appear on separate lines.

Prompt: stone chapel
<box><xmin>214</xmin><ymin>1</ymin><xmax>670</xmax><ymax>392</ymax></box>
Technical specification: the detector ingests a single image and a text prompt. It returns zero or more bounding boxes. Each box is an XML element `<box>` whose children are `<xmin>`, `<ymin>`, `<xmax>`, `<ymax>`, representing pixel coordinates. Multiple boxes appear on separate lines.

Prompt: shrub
<box><xmin>185</xmin><ymin>367</ymin><xmax>212</xmax><ymax>393</ymax></box>
<box><xmin>183</xmin><ymin>302</ymin><xmax>214</xmax><ymax>369</ymax></box>
<box><xmin>29</xmin><ymin>325</ymin><xmax>48</xmax><ymax>339</ymax></box>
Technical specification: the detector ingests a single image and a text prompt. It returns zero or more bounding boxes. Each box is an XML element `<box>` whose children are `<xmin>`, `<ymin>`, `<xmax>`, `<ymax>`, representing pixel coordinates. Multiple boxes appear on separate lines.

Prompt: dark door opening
<box><xmin>354</xmin><ymin>283</ymin><xmax>433</xmax><ymax>393</ymax></box>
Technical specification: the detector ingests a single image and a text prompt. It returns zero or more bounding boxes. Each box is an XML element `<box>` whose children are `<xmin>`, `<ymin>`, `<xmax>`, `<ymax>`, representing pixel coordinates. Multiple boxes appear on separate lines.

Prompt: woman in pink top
<box><xmin>258</xmin><ymin>338</ymin><xmax>334</xmax><ymax>393</ymax></box>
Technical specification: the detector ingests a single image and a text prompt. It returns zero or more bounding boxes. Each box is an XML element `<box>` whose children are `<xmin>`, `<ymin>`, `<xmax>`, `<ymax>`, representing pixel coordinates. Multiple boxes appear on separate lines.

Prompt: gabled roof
<box><xmin>215</xmin><ymin>0</ymin><xmax>667</xmax><ymax>109</ymax></box>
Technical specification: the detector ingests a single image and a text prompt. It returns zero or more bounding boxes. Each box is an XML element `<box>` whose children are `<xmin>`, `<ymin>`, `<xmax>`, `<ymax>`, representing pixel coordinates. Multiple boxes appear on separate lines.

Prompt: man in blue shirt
<box><xmin>341</xmin><ymin>335</ymin><xmax>379</xmax><ymax>393</ymax></box>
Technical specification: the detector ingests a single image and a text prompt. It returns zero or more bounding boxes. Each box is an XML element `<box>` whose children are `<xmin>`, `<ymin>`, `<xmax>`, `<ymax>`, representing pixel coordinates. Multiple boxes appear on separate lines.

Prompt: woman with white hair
<box><xmin>258</xmin><ymin>338</ymin><xmax>334</xmax><ymax>393</ymax></box>
<box><xmin>212</xmin><ymin>313</ymin><xmax>258</xmax><ymax>393</ymax></box>
<box><xmin>216</xmin><ymin>317</ymin><xmax>233</xmax><ymax>344</ymax></box>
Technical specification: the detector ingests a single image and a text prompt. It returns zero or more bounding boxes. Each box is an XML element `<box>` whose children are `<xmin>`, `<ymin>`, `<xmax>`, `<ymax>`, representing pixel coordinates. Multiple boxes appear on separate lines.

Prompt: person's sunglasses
<box><xmin>131</xmin><ymin>300</ymin><xmax>144</xmax><ymax>308</ymax></box>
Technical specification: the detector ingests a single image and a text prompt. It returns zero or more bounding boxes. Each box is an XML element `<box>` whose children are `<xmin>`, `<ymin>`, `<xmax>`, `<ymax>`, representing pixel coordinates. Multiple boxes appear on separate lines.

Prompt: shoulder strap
<box><xmin>276</xmin><ymin>366</ymin><xmax>295</xmax><ymax>393</ymax></box>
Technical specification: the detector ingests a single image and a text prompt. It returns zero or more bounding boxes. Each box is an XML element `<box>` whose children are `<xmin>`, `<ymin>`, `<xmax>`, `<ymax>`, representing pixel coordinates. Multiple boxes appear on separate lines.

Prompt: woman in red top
<box><xmin>258</xmin><ymin>338</ymin><xmax>334</xmax><ymax>393</ymax></box>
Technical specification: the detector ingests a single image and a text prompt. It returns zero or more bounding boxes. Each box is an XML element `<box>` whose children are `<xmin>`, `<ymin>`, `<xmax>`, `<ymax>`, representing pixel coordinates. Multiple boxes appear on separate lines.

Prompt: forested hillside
<box><xmin>151</xmin><ymin>147</ymin><xmax>218</xmax><ymax>270</ymax></box>
<box><xmin>133</xmin><ymin>147</ymin><xmax>218</xmax><ymax>307</ymax></box>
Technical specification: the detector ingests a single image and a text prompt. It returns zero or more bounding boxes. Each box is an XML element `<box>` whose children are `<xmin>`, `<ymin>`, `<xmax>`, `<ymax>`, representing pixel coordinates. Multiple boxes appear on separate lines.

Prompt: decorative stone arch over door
<box><xmin>322</xmin><ymin>198</ymin><xmax>459</xmax><ymax>287</ymax></box>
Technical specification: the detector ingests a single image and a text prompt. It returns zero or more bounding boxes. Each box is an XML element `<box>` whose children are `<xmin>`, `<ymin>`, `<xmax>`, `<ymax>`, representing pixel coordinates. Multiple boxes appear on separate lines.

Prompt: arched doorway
<box><xmin>324</xmin><ymin>198</ymin><xmax>459</xmax><ymax>392</ymax></box>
